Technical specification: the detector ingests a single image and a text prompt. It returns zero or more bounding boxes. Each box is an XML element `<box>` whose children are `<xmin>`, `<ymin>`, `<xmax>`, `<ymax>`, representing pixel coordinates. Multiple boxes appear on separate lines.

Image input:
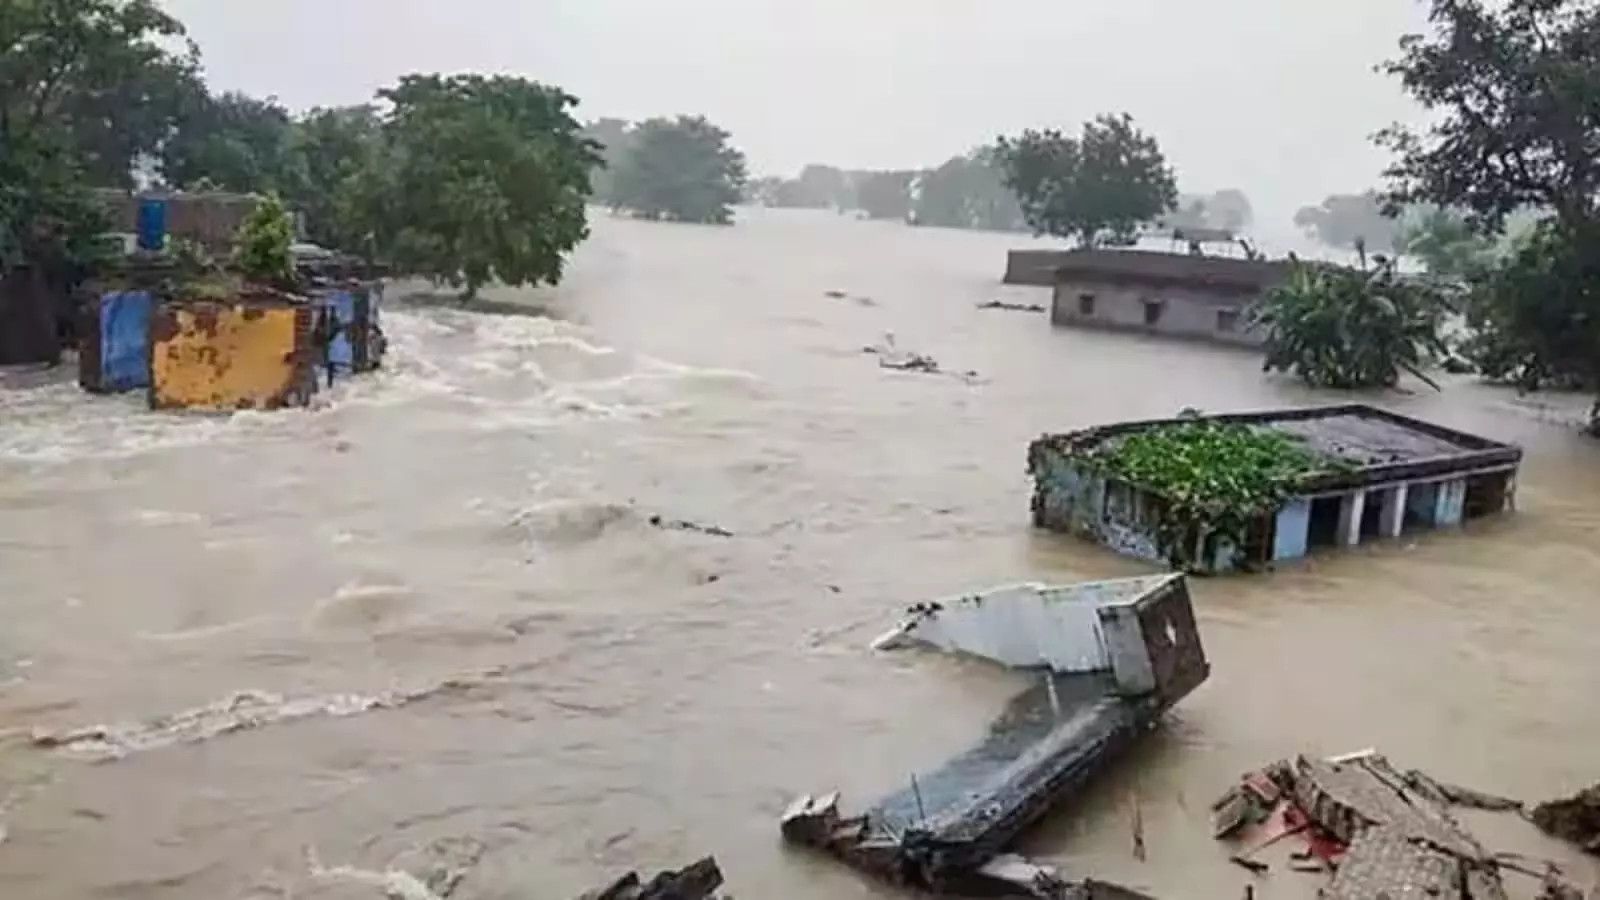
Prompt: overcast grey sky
<box><xmin>163</xmin><ymin>0</ymin><xmax>1431</xmax><ymax>229</ymax></box>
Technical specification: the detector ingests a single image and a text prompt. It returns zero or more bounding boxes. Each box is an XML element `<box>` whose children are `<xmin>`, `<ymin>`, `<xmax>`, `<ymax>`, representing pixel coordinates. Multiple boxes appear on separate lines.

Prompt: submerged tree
<box><xmin>911</xmin><ymin>148</ymin><xmax>1025</xmax><ymax>231</ymax></box>
<box><xmin>1292</xmin><ymin>192</ymin><xmax>1404</xmax><ymax>253</ymax></box>
<box><xmin>852</xmin><ymin>170</ymin><xmax>917</xmax><ymax>221</ymax></box>
<box><xmin>608</xmin><ymin>115</ymin><xmax>747</xmax><ymax>224</ymax></box>
<box><xmin>994</xmin><ymin>113</ymin><xmax>1178</xmax><ymax>247</ymax></box>
<box><xmin>1249</xmin><ymin>255</ymin><xmax>1451</xmax><ymax>390</ymax></box>
<box><xmin>343</xmin><ymin>74</ymin><xmax>603</xmax><ymax>298</ymax></box>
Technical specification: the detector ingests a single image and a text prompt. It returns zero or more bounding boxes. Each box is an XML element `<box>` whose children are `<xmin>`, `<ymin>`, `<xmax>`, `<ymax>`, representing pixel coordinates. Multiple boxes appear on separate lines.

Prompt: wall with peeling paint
<box><xmin>148</xmin><ymin>301</ymin><xmax>314</xmax><ymax>411</ymax></box>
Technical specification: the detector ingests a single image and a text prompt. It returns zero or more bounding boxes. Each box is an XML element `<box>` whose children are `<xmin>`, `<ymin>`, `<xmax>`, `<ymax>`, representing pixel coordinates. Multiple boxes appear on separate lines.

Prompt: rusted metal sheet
<box><xmin>147</xmin><ymin>298</ymin><xmax>316</xmax><ymax>411</ymax></box>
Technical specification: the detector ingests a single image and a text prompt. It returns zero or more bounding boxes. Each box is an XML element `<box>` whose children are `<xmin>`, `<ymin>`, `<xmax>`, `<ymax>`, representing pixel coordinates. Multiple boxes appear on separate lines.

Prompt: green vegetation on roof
<box><xmin>1063</xmin><ymin>419</ymin><xmax>1351</xmax><ymax>570</ymax></box>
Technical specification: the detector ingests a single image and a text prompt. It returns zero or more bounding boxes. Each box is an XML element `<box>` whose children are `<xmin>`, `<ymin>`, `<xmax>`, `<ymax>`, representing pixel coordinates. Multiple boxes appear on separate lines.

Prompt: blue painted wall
<box><xmin>318</xmin><ymin>289</ymin><xmax>357</xmax><ymax>372</ymax></box>
<box><xmin>1272</xmin><ymin>499</ymin><xmax>1312</xmax><ymax>561</ymax></box>
<box><xmin>99</xmin><ymin>290</ymin><xmax>152</xmax><ymax>391</ymax></box>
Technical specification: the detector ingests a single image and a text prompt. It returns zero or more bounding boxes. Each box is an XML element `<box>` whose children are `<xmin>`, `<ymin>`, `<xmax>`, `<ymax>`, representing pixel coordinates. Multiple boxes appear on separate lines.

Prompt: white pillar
<box><xmin>1379</xmin><ymin>484</ymin><xmax>1408</xmax><ymax>538</ymax></box>
<box><xmin>1337</xmin><ymin>490</ymin><xmax>1367</xmax><ymax>546</ymax></box>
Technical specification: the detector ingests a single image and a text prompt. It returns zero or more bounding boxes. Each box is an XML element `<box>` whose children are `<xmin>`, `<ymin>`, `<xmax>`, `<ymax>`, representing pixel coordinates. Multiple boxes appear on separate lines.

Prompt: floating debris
<box><xmin>304</xmin><ymin>836</ymin><xmax>486</xmax><ymax>900</ymax></box>
<box><xmin>646</xmin><ymin>514</ymin><xmax>733</xmax><ymax>538</ymax></box>
<box><xmin>861</xmin><ymin>332</ymin><xmax>979</xmax><ymax>381</ymax></box>
<box><xmin>32</xmin><ymin>670</ymin><xmax>496</xmax><ymax>761</ymax></box>
<box><xmin>1209</xmin><ymin>751</ymin><xmax>1581</xmax><ymax>899</ymax></box>
<box><xmin>785</xmin><ymin>574</ymin><xmax>1207</xmax><ymax>899</ymax></box>
<box><xmin>574</xmin><ymin>856</ymin><xmax>726</xmax><ymax>900</ymax></box>
<box><xmin>977</xmin><ymin>300</ymin><xmax>1046</xmax><ymax>313</ymax></box>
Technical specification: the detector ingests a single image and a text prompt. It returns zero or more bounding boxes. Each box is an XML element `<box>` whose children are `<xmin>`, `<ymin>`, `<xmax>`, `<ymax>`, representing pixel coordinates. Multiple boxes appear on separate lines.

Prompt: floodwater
<box><xmin>1</xmin><ymin>208</ymin><xmax>1598</xmax><ymax>899</ymax></box>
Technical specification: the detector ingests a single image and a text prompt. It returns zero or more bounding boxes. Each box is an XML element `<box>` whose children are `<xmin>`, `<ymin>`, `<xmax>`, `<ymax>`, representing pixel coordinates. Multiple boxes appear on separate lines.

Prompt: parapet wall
<box><xmin>1001</xmin><ymin>249</ymin><xmax>1073</xmax><ymax>286</ymax></box>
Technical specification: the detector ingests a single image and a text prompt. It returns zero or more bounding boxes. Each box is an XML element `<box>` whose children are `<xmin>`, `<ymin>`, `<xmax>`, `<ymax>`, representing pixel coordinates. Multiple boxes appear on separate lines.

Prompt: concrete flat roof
<box><xmin>1035</xmin><ymin>404</ymin><xmax>1522</xmax><ymax>492</ymax></box>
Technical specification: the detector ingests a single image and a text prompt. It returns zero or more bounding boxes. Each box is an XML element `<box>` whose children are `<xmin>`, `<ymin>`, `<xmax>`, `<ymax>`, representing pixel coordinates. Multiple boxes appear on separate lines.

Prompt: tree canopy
<box><xmin>0</xmin><ymin>0</ymin><xmax>200</xmax><ymax>190</ymax></box>
<box><xmin>1375</xmin><ymin>0</ymin><xmax>1600</xmax><ymax>429</ymax></box>
<box><xmin>1</xmin><ymin>0</ymin><xmax>196</xmax><ymax>275</ymax></box>
<box><xmin>340</xmin><ymin>74</ymin><xmax>603</xmax><ymax>297</ymax></box>
<box><xmin>994</xmin><ymin>113</ymin><xmax>1178</xmax><ymax>247</ymax></box>
<box><xmin>607</xmin><ymin>116</ymin><xmax>747</xmax><ymax>224</ymax></box>
<box><xmin>1375</xmin><ymin>0</ymin><xmax>1600</xmax><ymax>233</ymax></box>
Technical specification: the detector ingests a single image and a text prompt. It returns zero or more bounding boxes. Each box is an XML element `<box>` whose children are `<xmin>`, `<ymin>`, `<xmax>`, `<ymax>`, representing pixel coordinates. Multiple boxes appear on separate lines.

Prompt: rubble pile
<box><xmin>1210</xmin><ymin>752</ymin><xmax>1583</xmax><ymax>900</ymax></box>
<box><xmin>573</xmin><ymin>857</ymin><xmax>726</xmax><ymax>900</ymax></box>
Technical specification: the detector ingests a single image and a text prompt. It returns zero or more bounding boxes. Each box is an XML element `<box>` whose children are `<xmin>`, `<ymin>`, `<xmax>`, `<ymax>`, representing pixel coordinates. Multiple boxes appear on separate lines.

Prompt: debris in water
<box><xmin>786</xmin><ymin>574</ymin><xmax>1207</xmax><ymax>899</ymax></box>
<box><xmin>574</xmin><ymin>856</ymin><xmax>726</xmax><ymax>900</ymax></box>
<box><xmin>1209</xmin><ymin>751</ymin><xmax>1583</xmax><ymax>899</ymax></box>
<box><xmin>1531</xmin><ymin>783</ymin><xmax>1600</xmax><ymax>853</ymax></box>
<box><xmin>646</xmin><ymin>514</ymin><xmax>733</xmax><ymax>538</ymax></box>
<box><xmin>31</xmin><ymin>670</ymin><xmax>497</xmax><ymax>761</ymax></box>
<box><xmin>304</xmin><ymin>837</ymin><xmax>485</xmax><ymax>900</ymax></box>
<box><xmin>976</xmin><ymin>300</ymin><xmax>1046</xmax><ymax>312</ymax></box>
<box><xmin>860</xmin><ymin>333</ymin><xmax>979</xmax><ymax>381</ymax></box>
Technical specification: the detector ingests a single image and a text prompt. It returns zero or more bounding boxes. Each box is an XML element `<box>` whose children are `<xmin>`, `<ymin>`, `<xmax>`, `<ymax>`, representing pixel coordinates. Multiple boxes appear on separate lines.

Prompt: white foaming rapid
<box><xmin>0</xmin><ymin>305</ymin><xmax>757</xmax><ymax>465</ymax></box>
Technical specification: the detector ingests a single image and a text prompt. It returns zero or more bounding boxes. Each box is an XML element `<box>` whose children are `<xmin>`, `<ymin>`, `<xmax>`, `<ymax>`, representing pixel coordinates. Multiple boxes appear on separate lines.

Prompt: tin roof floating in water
<box><xmin>782</xmin><ymin>574</ymin><xmax>1208</xmax><ymax>900</ymax></box>
<box><xmin>1029</xmin><ymin>405</ymin><xmax>1524</xmax><ymax>574</ymax></box>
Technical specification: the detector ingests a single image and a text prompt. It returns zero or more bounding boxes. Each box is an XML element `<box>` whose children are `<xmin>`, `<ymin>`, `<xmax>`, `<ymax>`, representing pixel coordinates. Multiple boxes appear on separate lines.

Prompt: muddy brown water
<box><xmin>2</xmin><ymin>208</ymin><xmax>1599</xmax><ymax>899</ymax></box>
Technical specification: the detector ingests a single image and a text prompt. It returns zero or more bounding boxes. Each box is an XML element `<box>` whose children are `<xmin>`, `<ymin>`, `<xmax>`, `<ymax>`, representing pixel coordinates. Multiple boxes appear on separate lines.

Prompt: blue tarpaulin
<box><xmin>99</xmin><ymin>290</ymin><xmax>153</xmax><ymax>391</ymax></box>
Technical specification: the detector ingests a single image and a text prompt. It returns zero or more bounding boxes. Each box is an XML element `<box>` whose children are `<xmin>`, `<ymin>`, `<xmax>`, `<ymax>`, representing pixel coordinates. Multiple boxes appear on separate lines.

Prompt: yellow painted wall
<box><xmin>149</xmin><ymin>303</ymin><xmax>309</xmax><ymax>411</ymax></box>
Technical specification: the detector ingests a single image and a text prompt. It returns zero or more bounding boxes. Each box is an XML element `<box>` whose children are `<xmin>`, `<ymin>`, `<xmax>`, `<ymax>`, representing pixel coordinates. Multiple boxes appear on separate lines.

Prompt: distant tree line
<box><xmin>748</xmin><ymin>132</ymin><xmax>1255</xmax><ymax>242</ymax></box>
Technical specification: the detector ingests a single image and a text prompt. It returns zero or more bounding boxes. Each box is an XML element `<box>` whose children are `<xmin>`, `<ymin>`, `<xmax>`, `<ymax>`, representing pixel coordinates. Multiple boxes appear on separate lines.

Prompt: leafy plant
<box><xmin>232</xmin><ymin>193</ymin><xmax>296</xmax><ymax>286</ymax></box>
<box><xmin>1249</xmin><ymin>254</ymin><xmax>1450</xmax><ymax>390</ymax></box>
<box><xmin>1065</xmin><ymin>421</ymin><xmax>1341</xmax><ymax>570</ymax></box>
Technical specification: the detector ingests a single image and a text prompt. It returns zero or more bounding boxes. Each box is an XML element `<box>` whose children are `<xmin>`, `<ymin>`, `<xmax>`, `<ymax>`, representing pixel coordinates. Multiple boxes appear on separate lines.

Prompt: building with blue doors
<box><xmin>1028</xmin><ymin>404</ymin><xmax>1523</xmax><ymax>574</ymax></box>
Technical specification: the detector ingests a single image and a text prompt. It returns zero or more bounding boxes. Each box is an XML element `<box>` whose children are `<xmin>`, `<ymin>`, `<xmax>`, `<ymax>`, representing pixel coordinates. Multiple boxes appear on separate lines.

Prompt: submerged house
<box><xmin>1049</xmin><ymin>249</ymin><xmax>1290</xmax><ymax>347</ymax></box>
<box><xmin>1029</xmin><ymin>405</ymin><xmax>1522</xmax><ymax>574</ymax></box>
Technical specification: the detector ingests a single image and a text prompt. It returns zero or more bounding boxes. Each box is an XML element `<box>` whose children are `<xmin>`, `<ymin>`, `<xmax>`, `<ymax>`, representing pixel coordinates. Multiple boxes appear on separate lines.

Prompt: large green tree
<box><xmin>343</xmin><ymin>73</ymin><xmax>603</xmax><ymax>298</ymax></box>
<box><xmin>608</xmin><ymin>115</ymin><xmax>747</xmax><ymax>224</ymax></box>
<box><xmin>0</xmin><ymin>0</ymin><xmax>199</xmax><ymax>189</ymax></box>
<box><xmin>1375</xmin><ymin>0</ymin><xmax>1600</xmax><ymax>429</ymax></box>
<box><xmin>994</xmin><ymin>113</ymin><xmax>1178</xmax><ymax>247</ymax></box>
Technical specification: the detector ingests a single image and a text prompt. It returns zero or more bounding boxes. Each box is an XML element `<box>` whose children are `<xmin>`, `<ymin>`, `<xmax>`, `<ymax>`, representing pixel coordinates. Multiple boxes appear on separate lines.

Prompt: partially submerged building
<box><xmin>1048</xmin><ymin>250</ymin><xmax>1290</xmax><ymax>347</ymax></box>
<box><xmin>1029</xmin><ymin>405</ymin><xmax>1522</xmax><ymax>574</ymax></box>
